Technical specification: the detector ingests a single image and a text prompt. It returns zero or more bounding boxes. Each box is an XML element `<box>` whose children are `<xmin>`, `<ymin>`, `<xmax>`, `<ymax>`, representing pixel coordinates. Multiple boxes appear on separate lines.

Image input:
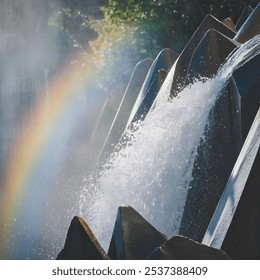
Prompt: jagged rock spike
<box><xmin>127</xmin><ymin>48</ymin><xmax>178</xmax><ymax>127</ymax></box>
<box><xmin>108</xmin><ymin>205</ymin><xmax>167</xmax><ymax>260</ymax></box>
<box><xmin>235</xmin><ymin>5</ymin><xmax>253</xmax><ymax>31</ymax></box>
<box><xmin>234</xmin><ymin>3</ymin><xmax>260</xmax><ymax>43</ymax></box>
<box><xmin>146</xmin><ymin>235</ymin><xmax>231</xmax><ymax>260</ymax></box>
<box><xmin>130</xmin><ymin>69</ymin><xmax>168</xmax><ymax>124</ymax></box>
<box><xmin>184</xmin><ymin>29</ymin><xmax>240</xmax><ymax>85</ymax></box>
<box><xmin>179</xmin><ymin>77</ymin><xmax>242</xmax><ymax>242</ymax></box>
<box><xmin>96</xmin><ymin>58</ymin><xmax>153</xmax><ymax>165</ymax></box>
<box><xmin>169</xmin><ymin>14</ymin><xmax>236</xmax><ymax>96</ymax></box>
<box><xmin>56</xmin><ymin>216</ymin><xmax>109</xmax><ymax>260</ymax></box>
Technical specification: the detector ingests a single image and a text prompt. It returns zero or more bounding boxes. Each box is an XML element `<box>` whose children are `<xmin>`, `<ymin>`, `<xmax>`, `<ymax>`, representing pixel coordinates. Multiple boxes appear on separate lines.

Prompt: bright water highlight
<box><xmin>79</xmin><ymin>35</ymin><xmax>260</xmax><ymax>250</ymax></box>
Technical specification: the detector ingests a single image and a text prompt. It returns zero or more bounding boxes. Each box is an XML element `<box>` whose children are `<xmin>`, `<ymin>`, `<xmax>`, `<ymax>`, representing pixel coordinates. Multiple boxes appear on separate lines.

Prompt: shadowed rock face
<box><xmin>108</xmin><ymin>206</ymin><xmax>167</xmax><ymax>260</ymax></box>
<box><xmin>127</xmin><ymin>48</ymin><xmax>178</xmax><ymax>126</ymax></box>
<box><xmin>57</xmin><ymin>207</ymin><xmax>231</xmax><ymax>260</ymax></box>
<box><xmin>221</xmin><ymin>52</ymin><xmax>260</xmax><ymax>259</ymax></box>
<box><xmin>222</xmin><ymin>149</ymin><xmax>260</xmax><ymax>259</ymax></box>
<box><xmin>146</xmin><ymin>235</ymin><xmax>230</xmax><ymax>260</ymax></box>
<box><xmin>56</xmin><ymin>216</ymin><xmax>109</xmax><ymax>260</ymax></box>
<box><xmin>232</xmin><ymin>53</ymin><xmax>260</xmax><ymax>141</ymax></box>
<box><xmin>170</xmin><ymin>14</ymin><xmax>236</xmax><ymax>96</ymax></box>
<box><xmin>57</xmin><ymin>5</ymin><xmax>260</xmax><ymax>260</ymax></box>
<box><xmin>235</xmin><ymin>5</ymin><xmax>253</xmax><ymax>31</ymax></box>
<box><xmin>234</xmin><ymin>3</ymin><xmax>260</xmax><ymax>43</ymax></box>
<box><xmin>179</xmin><ymin>77</ymin><xmax>242</xmax><ymax>242</ymax></box>
<box><xmin>184</xmin><ymin>29</ymin><xmax>240</xmax><ymax>85</ymax></box>
<box><xmin>96</xmin><ymin>58</ymin><xmax>153</xmax><ymax>165</ymax></box>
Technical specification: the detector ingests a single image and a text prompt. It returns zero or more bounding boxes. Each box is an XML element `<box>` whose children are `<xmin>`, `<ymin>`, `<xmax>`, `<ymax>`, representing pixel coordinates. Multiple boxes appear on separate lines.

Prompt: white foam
<box><xmin>79</xmin><ymin>34</ymin><xmax>260</xmax><ymax>250</ymax></box>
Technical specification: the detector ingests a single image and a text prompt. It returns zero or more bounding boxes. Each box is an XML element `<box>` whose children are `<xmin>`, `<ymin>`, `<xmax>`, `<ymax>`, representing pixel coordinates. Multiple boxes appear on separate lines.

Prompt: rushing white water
<box><xmin>79</xmin><ymin>35</ymin><xmax>260</xmax><ymax>250</ymax></box>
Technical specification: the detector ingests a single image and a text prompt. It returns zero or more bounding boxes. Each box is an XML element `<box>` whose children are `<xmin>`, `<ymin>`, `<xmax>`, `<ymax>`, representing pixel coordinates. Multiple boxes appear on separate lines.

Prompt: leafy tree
<box><xmin>87</xmin><ymin>0</ymin><xmax>258</xmax><ymax>94</ymax></box>
<box><xmin>53</xmin><ymin>0</ymin><xmax>259</xmax><ymax>98</ymax></box>
<box><xmin>50</xmin><ymin>0</ymin><xmax>106</xmax><ymax>50</ymax></box>
<box><xmin>103</xmin><ymin>0</ymin><xmax>259</xmax><ymax>53</ymax></box>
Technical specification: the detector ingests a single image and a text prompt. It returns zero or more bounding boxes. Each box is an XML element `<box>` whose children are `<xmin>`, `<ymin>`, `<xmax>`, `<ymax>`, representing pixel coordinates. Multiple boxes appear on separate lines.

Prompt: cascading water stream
<box><xmin>79</xmin><ymin>35</ymin><xmax>260</xmax><ymax>251</ymax></box>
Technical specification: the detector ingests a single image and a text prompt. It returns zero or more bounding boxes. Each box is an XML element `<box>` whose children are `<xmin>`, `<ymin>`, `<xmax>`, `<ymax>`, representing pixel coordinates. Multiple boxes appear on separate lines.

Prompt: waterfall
<box><xmin>79</xmin><ymin>34</ymin><xmax>260</xmax><ymax>251</ymax></box>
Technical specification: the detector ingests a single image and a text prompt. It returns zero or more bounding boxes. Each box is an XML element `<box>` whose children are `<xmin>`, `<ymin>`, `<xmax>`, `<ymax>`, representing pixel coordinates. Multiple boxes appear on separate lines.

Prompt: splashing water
<box><xmin>79</xmin><ymin>35</ymin><xmax>260</xmax><ymax>250</ymax></box>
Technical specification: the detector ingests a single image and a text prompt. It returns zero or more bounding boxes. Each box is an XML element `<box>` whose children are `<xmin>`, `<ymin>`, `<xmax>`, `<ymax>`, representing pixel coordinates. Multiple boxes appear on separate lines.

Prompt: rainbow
<box><xmin>0</xmin><ymin>50</ymin><xmax>100</xmax><ymax>259</ymax></box>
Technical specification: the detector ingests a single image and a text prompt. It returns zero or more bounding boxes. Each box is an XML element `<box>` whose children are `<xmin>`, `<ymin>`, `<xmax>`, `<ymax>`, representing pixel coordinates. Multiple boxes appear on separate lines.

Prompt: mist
<box><xmin>0</xmin><ymin>0</ymin><xmax>114</xmax><ymax>259</ymax></box>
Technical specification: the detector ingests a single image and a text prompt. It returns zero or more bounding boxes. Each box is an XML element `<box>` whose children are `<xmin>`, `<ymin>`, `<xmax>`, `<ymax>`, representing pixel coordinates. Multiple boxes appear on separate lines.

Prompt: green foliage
<box><xmin>104</xmin><ymin>0</ymin><xmax>190</xmax><ymax>53</ymax></box>
<box><xmin>102</xmin><ymin>0</ymin><xmax>259</xmax><ymax>53</ymax></box>
<box><xmin>52</xmin><ymin>0</ymin><xmax>259</xmax><ymax>97</ymax></box>
<box><xmin>50</xmin><ymin>0</ymin><xmax>106</xmax><ymax>49</ymax></box>
<box><xmin>88</xmin><ymin>12</ymin><xmax>142</xmax><ymax>93</ymax></box>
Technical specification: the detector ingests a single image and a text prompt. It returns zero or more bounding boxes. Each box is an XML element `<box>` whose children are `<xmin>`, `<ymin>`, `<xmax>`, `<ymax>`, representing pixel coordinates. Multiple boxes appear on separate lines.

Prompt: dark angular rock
<box><xmin>146</xmin><ymin>235</ymin><xmax>231</xmax><ymax>260</ymax></box>
<box><xmin>235</xmin><ymin>5</ymin><xmax>253</xmax><ymax>31</ymax></box>
<box><xmin>56</xmin><ymin>216</ymin><xmax>109</xmax><ymax>260</ymax></box>
<box><xmin>234</xmin><ymin>3</ymin><xmax>260</xmax><ymax>43</ymax></box>
<box><xmin>170</xmin><ymin>14</ymin><xmax>236</xmax><ymax>96</ymax></box>
<box><xmin>127</xmin><ymin>48</ymin><xmax>178</xmax><ymax>126</ymax></box>
<box><xmin>232</xmin><ymin>53</ymin><xmax>260</xmax><ymax>141</ymax></box>
<box><xmin>108</xmin><ymin>205</ymin><xmax>167</xmax><ymax>260</ymax></box>
<box><xmin>184</xmin><ymin>29</ymin><xmax>240</xmax><ymax>85</ymax></box>
<box><xmin>222</xmin><ymin>117</ymin><xmax>260</xmax><ymax>259</ymax></box>
<box><xmin>201</xmin><ymin>106</ymin><xmax>260</xmax><ymax>255</ymax></box>
<box><xmin>129</xmin><ymin>69</ymin><xmax>168</xmax><ymax>124</ymax></box>
<box><xmin>179</xmin><ymin>77</ymin><xmax>242</xmax><ymax>242</ymax></box>
<box><xmin>96</xmin><ymin>58</ymin><xmax>153</xmax><ymax>164</ymax></box>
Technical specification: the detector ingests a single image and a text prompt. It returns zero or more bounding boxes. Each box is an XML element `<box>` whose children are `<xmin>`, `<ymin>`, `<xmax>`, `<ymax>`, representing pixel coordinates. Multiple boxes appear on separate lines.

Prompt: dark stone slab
<box><xmin>222</xmin><ymin>149</ymin><xmax>260</xmax><ymax>259</ymax></box>
<box><xmin>146</xmin><ymin>235</ymin><xmax>230</xmax><ymax>260</ymax></box>
<box><xmin>201</xmin><ymin>106</ymin><xmax>260</xmax><ymax>252</ymax></box>
<box><xmin>179</xmin><ymin>77</ymin><xmax>242</xmax><ymax>242</ymax></box>
<box><xmin>234</xmin><ymin>3</ymin><xmax>260</xmax><ymax>43</ymax></box>
<box><xmin>221</xmin><ymin>55</ymin><xmax>260</xmax><ymax>259</ymax></box>
<box><xmin>235</xmin><ymin>5</ymin><xmax>253</xmax><ymax>31</ymax></box>
<box><xmin>96</xmin><ymin>58</ymin><xmax>153</xmax><ymax>164</ymax></box>
<box><xmin>170</xmin><ymin>14</ymin><xmax>236</xmax><ymax>96</ymax></box>
<box><xmin>56</xmin><ymin>216</ymin><xmax>109</xmax><ymax>260</ymax></box>
<box><xmin>108</xmin><ymin>205</ymin><xmax>167</xmax><ymax>260</ymax></box>
<box><xmin>127</xmin><ymin>48</ymin><xmax>178</xmax><ymax>126</ymax></box>
<box><xmin>232</xmin><ymin>53</ymin><xmax>260</xmax><ymax>141</ymax></box>
<box><xmin>130</xmin><ymin>69</ymin><xmax>168</xmax><ymax>124</ymax></box>
<box><xmin>184</xmin><ymin>29</ymin><xmax>240</xmax><ymax>85</ymax></box>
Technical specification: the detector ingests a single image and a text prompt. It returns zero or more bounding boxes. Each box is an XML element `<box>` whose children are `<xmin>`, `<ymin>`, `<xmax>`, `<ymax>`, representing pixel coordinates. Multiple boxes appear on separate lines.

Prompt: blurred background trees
<box><xmin>52</xmin><ymin>0</ymin><xmax>259</xmax><ymax>96</ymax></box>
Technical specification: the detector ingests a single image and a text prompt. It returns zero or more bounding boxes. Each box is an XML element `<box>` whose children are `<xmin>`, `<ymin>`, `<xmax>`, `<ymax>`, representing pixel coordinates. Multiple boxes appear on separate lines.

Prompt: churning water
<box><xmin>79</xmin><ymin>35</ymin><xmax>260</xmax><ymax>250</ymax></box>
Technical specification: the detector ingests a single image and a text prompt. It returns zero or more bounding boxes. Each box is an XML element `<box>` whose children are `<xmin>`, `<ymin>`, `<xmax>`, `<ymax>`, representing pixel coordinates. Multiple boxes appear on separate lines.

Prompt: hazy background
<box><xmin>0</xmin><ymin>0</ymin><xmax>258</xmax><ymax>259</ymax></box>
